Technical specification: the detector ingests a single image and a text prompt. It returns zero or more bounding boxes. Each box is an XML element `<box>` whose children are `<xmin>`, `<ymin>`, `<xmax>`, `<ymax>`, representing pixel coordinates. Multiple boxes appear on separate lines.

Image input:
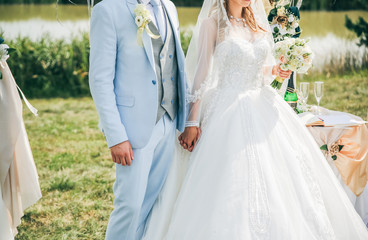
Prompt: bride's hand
<box><xmin>273</xmin><ymin>63</ymin><xmax>292</xmax><ymax>79</ymax></box>
<box><xmin>178</xmin><ymin>127</ymin><xmax>201</xmax><ymax>152</ymax></box>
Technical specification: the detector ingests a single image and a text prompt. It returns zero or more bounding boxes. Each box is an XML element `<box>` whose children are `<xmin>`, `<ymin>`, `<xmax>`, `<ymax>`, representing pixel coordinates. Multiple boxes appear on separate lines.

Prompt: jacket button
<box><xmin>152</xmin><ymin>80</ymin><xmax>156</xmax><ymax>85</ymax></box>
<box><xmin>162</xmin><ymin>79</ymin><xmax>165</xmax><ymax>83</ymax></box>
<box><xmin>171</xmin><ymin>76</ymin><xmax>174</xmax><ymax>81</ymax></box>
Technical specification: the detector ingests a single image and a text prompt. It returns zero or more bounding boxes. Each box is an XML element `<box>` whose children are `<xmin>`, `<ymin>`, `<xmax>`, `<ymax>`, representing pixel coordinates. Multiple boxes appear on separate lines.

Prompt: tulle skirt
<box><xmin>143</xmin><ymin>86</ymin><xmax>368</xmax><ymax>240</ymax></box>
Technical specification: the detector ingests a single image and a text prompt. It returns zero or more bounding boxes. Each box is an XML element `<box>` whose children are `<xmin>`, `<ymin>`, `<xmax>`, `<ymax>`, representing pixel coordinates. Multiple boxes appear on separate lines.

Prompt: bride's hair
<box><xmin>224</xmin><ymin>0</ymin><xmax>266</xmax><ymax>32</ymax></box>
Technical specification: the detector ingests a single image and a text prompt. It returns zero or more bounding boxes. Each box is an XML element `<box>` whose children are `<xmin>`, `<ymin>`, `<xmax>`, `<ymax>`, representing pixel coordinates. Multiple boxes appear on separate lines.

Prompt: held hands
<box><xmin>178</xmin><ymin>127</ymin><xmax>202</xmax><ymax>152</ymax></box>
<box><xmin>110</xmin><ymin>141</ymin><xmax>134</xmax><ymax>166</ymax></box>
<box><xmin>273</xmin><ymin>63</ymin><xmax>292</xmax><ymax>79</ymax></box>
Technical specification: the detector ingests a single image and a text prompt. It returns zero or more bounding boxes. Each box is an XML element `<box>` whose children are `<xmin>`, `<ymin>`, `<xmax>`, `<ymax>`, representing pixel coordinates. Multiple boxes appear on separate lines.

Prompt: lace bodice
<box><xmin>185</xmin><ymin>20</ymin><xmax>276</xmax><ymax>127</ymax></box>
<box><xmin>214</xmin><ymin>37</ymin><xmax>271</xmax><ymax>91</ymax></box>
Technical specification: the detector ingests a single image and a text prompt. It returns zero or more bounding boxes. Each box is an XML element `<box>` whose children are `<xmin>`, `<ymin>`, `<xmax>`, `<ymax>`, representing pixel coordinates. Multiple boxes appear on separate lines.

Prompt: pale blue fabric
<box><xmin>89</xmin><ymin>0</ymin><xmax>187</xmax><ymax>149</ymax></box>
<box><xmin>150</xmin><ymin>0</ymin><xmax>167</xmax><ymax>41</ymax></box>
<box><xmin>105</xmin><ymin>114</ymin><xmax>177</xmax><ymax>240</ymax></box>
<box><xmin>89</xmin><ymin>0</ymin><xmax>187</xmax><ymax>239</ymax></box>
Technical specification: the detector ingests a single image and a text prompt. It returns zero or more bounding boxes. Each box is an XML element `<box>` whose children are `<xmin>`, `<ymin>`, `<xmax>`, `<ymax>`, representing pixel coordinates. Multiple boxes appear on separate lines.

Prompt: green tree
<box><xmin>345</xmin><ymin>15</ymin><xmax>368</xmax><ymax>47</ymax></box>
<box><xmin>300</xmin><ymin>0</ymin><xmax>368</xmax><ymax>11</ymax></box>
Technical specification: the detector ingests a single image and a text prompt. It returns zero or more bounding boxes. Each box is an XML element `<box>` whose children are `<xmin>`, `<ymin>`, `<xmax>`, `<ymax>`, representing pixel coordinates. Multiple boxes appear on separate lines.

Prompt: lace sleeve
<box><xmin>262</xmin><ymin>35</ymin><xmax>277</xmax><ymax>86</ymax></box>
<box><xmin>186</xmin><ymin>18</ymin><xmax>217</xmax><ymax>127</ymax></box>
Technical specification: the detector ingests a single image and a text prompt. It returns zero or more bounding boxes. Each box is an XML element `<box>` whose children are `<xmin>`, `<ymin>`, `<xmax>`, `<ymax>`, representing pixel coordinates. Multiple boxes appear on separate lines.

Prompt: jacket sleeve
<box><xmin>89</xmin><ymin>3</ymin><xmax>129</xmax><ymax>148</ymax></box>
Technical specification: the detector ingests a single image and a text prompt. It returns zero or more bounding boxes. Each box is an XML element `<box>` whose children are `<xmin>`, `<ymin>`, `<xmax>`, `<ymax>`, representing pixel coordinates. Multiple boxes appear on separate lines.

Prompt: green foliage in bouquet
<box><xmin>345</xmin><ymin>16</ymin><xmax>368</xmax><ymax>48</ymax></box>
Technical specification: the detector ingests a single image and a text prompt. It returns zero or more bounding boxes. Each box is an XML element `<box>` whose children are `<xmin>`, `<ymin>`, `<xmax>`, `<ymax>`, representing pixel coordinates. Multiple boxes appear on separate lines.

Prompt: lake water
<box><xmin>0</xmin><ymin>4</ymin><xmax>367</xmax><ymax>41</ymax></box>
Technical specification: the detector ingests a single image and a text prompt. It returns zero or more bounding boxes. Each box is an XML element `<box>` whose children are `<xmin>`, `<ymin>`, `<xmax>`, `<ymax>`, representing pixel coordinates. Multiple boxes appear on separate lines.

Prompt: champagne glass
<box><xmin>314</xmin><ymin>81</ymin><xmax>324</xmax><ymax>115</ymax></box>
<box><xmin>299</xmin><ymin>82</ymin><xmax>310</xmax><ymax>111</ymax></box>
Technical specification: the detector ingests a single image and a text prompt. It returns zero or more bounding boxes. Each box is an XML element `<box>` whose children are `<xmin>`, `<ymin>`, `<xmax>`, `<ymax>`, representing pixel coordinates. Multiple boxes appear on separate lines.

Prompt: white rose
<box><xmin>279</xmin><ymin>26</ymin><xmax>287</xmax><ymax>35</ymax></box>
<box><xmin>297</xmin><ymin>55</ymin><xmax>304</xmax><ymax>63</ymax></box>
<box><xmin>277</xmin><ymin>7</ymin><xmax>285</xmax><ymax>16</ymax></box>
<box><xmin>134</xmin><ymin>4</ymin><xmax>151</xmax><ymax>20</ymax></box>
<box><xmin>134</xmin><ymin>4</ymin><xmax>146</xmax><ymax>15</ymax></box>
<box><xmin>288</xmin><ymin>15</ymin><xmax>295</xmax><ymax>23</ymax></box>
<box><xmin>294</xmin><ymin>46</ymin><xmax>303</xmax><ymax>55</ymax></box>
<box><xmin>135</xmin><ymin>16</ymin><xmax>143</xmax><ymax>28</ymax></box>
<box><xmin>289</xmin><ymin>60</ymin><xmax>299</xmax><ymax>71</ymax></box>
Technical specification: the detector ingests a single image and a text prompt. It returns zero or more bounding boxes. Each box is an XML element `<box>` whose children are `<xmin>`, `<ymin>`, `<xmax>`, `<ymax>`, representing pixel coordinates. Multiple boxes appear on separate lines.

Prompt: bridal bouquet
<box><xmin>271</xmin><ymin>38</ymin><xmax>314</xmax><ymax>89</ymax></box>
<box><xmin>268</xmin><ymin>0</ymin><xmax>301</xmax><ymax>42</ymax></box>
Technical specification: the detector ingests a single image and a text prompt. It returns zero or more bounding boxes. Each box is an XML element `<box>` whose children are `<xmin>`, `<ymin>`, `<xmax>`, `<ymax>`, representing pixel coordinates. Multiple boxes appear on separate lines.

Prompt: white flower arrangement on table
<box><xmin>134</xmin><ymin>4</ymin><xmax>160</xmax><ymax>47</ymax></box>
<box><xmin>271</xmin><ymin>38</ymin><xmax>314</xmax><ymax>89</ymax></box>
<box><xmin>268</xmin><ymin>0</ymin><xmax>301</xmax><ymax>42</ymax></box>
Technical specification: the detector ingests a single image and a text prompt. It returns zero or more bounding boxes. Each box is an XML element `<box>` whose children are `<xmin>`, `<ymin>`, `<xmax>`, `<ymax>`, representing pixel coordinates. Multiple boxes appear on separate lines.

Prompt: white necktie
<box><xmin>150</xmin><ymin>0</ymin><xmax>166</xmax><ymax>42</ymax></box>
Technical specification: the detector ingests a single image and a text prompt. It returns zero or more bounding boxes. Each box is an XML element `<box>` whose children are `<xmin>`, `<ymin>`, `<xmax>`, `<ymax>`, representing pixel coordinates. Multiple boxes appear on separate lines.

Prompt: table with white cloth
<box><xmin>299</xmin><ymin>109</ymin><xmax>368</xmax><ymax>227</ymax></box>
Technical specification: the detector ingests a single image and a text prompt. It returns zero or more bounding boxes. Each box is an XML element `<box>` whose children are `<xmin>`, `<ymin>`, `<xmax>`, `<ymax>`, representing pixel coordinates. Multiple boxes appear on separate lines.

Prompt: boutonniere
<box><xmin>134</xmin><ymin>4</ymin><xmax>160</xmax><ymax>47</ymax></box>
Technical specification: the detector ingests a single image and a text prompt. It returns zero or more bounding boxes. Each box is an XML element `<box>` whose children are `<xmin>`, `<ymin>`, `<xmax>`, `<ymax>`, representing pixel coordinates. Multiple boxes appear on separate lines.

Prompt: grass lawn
<box><xmin>17</xmin><ymin>98</ymin><xmax>113</xmax><ymax>240</ymax></box>
<box><xmin>15</xmin><ymin>71</ymin><xmax>368</xmax><ymax>239</ymax></box>
<box><xmin>301</xmin><ymin>70</ymin><xmax>368</xmax><ymax>118</ymax></box>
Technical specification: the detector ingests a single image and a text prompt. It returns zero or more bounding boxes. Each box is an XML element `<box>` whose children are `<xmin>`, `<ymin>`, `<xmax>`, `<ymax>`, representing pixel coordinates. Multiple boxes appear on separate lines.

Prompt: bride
<box><xmin>143</xmin><ymin>0</ymin><xmax>368</xmax><ymax>239</ymax></box>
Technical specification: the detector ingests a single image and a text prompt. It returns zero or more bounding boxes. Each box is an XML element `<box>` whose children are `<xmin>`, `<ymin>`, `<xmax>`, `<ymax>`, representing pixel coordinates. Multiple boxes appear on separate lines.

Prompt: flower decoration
<box><xmin>271</xmin><ymin>38</ymin><xmax>314</xmax><ymax>89</ymax></box>
<box><xmin>0</xmin><ymin>37</ymin><xmax>16</xmax><ymax>79</ymax></box>
<box><xmin>268</xmin><ymin>0</ymin><xmax>301</xmax><ymax>42</ymax></box>
<box><xmin>134</xmin><ymin>4</ymin><xmax>160</xmax><ymax>47</ymax></box>
<box><xmin>320</xmin><ymin>142</ymin><xmax>344</xmax><ymax>161</ymax></box>
<box><xmin>0</xmin><ymin>37</ymin><xmax>15</xmax><ymax>62</ymax></box>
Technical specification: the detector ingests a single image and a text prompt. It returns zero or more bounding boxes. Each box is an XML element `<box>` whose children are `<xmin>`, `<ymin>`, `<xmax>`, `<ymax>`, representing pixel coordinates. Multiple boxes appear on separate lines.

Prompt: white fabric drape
<box><xmin>0</xmin><ymin>60</ymin><xmax>42</xmax><ymax>237</ymax></box>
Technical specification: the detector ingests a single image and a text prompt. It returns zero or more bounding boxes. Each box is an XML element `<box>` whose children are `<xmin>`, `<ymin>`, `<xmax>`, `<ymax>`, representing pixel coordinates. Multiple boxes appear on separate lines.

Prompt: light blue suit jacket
<box><xmin>89</xmin><ymin>0</ymin><xmax>187</xmax><ymax>149</ymax></box>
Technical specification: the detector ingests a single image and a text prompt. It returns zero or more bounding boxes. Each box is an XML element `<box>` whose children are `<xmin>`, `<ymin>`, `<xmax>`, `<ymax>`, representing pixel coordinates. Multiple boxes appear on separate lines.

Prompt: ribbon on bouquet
<box><xmin>137</xmin><ymin>23</ymin><xmax>160</xmax><ymax>47</ymax></box>
<box><xmin>0</xmin><ymin>60</ymin><xmax>38</xmax><ymax>116</ymax></box>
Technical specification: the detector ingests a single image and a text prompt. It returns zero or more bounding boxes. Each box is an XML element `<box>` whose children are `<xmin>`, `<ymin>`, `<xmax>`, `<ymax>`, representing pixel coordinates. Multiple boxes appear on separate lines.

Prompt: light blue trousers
<box><xmin>105</xmin><ymin>114</ymin><xmax>176</xmax><ymax>240</ymax></box>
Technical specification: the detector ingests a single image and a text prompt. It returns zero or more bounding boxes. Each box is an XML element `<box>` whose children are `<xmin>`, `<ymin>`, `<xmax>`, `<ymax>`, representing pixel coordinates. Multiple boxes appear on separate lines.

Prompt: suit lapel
<box><xmin>126</xmin><ymin>0</ymin><xmax>156</xmax><ymax>72</ymax></box>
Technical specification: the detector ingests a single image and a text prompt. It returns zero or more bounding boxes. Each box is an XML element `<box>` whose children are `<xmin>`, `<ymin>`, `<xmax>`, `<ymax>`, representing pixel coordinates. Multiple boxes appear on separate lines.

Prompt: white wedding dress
<box><xmin>142</xmin><ymin>0</ymin><xmax>368</xmax><ymax>239</ymax></box>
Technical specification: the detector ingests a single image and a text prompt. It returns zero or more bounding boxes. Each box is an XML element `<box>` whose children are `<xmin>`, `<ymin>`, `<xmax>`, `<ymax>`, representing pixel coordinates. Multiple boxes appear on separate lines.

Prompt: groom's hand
<box><xmin>110</xmin><ymin>141</ymin><xmax>134</xmax><ymax>166</ymax></box>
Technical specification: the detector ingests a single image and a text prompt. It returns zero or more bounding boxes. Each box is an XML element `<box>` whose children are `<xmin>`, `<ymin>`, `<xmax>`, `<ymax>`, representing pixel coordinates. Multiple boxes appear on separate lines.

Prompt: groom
<box><xmin>89</xmin><ymin>0</ymin><xmax>187</xmax><ymax>238</ymax></box>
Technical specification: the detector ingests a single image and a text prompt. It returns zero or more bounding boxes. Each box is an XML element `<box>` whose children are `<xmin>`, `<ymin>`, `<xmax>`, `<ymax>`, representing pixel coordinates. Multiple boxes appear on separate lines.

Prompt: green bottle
<box><xmin>284</xmin><ymin>72</ymin><xmax>299</xmax><ymax>113</ymax></box>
